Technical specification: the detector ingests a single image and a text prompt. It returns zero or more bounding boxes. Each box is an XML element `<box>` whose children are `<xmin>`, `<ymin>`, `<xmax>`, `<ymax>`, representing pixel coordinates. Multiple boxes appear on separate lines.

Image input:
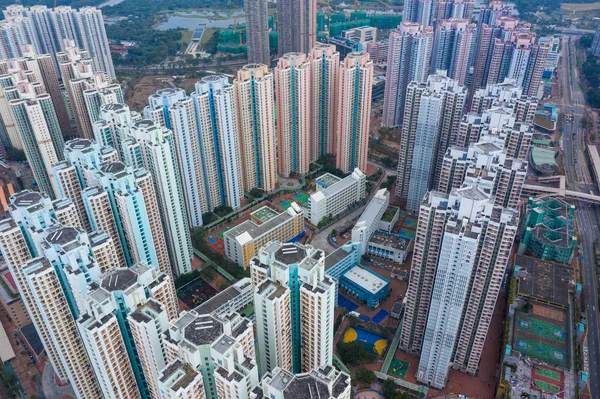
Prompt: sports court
<box><xmin>517</xmin><ymin>315</ymin><xmax>565</xmax><ymax>343</ymax></box>
<box><xmin>177</xmin><ymin>276</ymin><xmax>219</xmax><ymax>309</ymax></box>
<box><xmin>250</xmin><ymin>206</ymin><xmax>279</xmax><ymax>223</ymax></box>
<box><xmin>531</xmin><ymin>365</ymin><xmax>564</xmax><ymax>398</ymax></box>
<box><xmin>392</xmin><ymin>212</ymin><xmax>418</xmax><ymax>240</ymax></box>
<box><xmin>389</xmin><ymin>358</ymin><xmax>409</xmax><ymax>379</ymax></box>
<box><xmin>514</xmin><ymin>336</ymin><xmax>567</xmax><ymax>367</ymax></box>
<box><xmin>292</xmin><ymin>192</ymin><xmax>309</xmax><ymax>206</ymax></box>
<box><xmin>342</xmin><ymin>326</ymin><xmax>388</xmax><ymax>356</ymax></box>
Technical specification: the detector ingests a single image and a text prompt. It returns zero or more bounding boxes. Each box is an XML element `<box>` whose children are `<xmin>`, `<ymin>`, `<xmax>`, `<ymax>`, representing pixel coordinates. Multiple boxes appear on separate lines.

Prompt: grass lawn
<box><xmin>200</xmin><ymin>28</ymin><xmax>218</xmax><ymax>44</ymax></box>
<box><xmin>178</xmin><ymin>30</ymin><xmax>193</xmax><ymax>45</ymax></box>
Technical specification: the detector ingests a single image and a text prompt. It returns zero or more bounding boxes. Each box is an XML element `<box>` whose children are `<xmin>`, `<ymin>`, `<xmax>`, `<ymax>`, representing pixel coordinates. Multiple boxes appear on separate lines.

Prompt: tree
<box><xmin>5</xmin><ymin>148</ymin><xmax>26</xmax><ymax>162</ymax></box>
<box><xmin>336</xmin><ymin>341</ymin><xmax>376</xmax><ymax>366</ymax></box>
<box><xmin>381</xmin><ymin>157</ymin><xmax>396</xmax><ymax>168</ymax></box>
<box><xmin>249</xmin><ymin>188</ymin><xmax>264</xmax><ymax>199</ymax></box>
<box><xmin>214</xmin><ymin>205</ymin><xmax>233</xmax><ymax>217</ymax></box>
<box><xmin>381</xmin><ymin>379</ymin><xmax>413</xmax><ymax>399</ymax></box>
<box><xmin>354</xmin><ymin>367</ymin><xmax>376</xmax><ymax>385</ymax></box>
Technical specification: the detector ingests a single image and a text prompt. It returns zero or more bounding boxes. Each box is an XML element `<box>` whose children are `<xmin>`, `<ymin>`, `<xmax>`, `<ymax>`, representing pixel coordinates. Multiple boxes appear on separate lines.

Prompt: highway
<box><xmin>553</xmin><ymin>35</ymin><xmax>600</xmax><ymax>397</ymax></box>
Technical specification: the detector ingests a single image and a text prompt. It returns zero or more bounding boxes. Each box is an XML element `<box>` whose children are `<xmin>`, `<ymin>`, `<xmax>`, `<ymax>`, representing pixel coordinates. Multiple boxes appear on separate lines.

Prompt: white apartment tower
<box><xmin>123</xmin><ymin>119</ymin><xmax>193</xmax><ymax>276</ymax></box>
<box><xmin>250</xmin><ymin>242</ymin><xmax>336</xmax><ymax>374</ymax></box>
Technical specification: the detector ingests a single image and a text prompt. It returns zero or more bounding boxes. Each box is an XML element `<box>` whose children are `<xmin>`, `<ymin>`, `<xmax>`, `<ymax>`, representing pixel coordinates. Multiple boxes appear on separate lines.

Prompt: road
<box><xmin>41</xmin><ymin>363</ymin><xmax>75</xmax><ymax>399</ymax></box>
<box><xmin>309</xmin><ymin>206</ymin><xmax>366</xmax><ymax>252</ymax></box>
<box><xmin>553</xmin><ymin>35</ymin><xmax>600</xmax><ymax>398</ymax></box>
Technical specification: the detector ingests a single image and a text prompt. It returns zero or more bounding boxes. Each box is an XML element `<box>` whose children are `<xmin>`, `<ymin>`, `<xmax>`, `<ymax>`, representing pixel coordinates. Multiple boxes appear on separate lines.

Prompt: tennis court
<box><xmin>292</xmin><ymin>192</ymin><xmax>310</xmax><ymax>205</ymax></box>
<box><xmin>517</xmin><ymin>315</ymin><xmax>565</xmax><ymax>343</ymax></box>
<box><xmin>534</xmin><ymin>380</ymin><xmax>561</xmax><ymax>394</ymax></box>
<box><xmin>535</xmin><ymin>366</ymin><xmax>561</xmax><ymax>381</ymax></box>
<box><xmin>514</xmin><ymin>336</ymin><xmax>567</xmax><ymax>367</ymax></box>
<box><xmin>278</xmin><ymin>200</ymin><xmax>292</xmax><ymax>210</ymax></box>
<box><xmin>532</xmin><ymin>365</ymin><xmax>564</xmax><ymax>398</ymax></box>
<box><xmin>389</xmin><ymin>358</ymin><xmax>409</xmax><ymax>379</ymax></box>
<box><xmin>338</xmin><ymin>294</ymin><xmax>359</xmax><ymax>312</ymax></box>
<box><xmin>372</xmin><ymin>309</ymin><xmax>389</xmax><ymax>324</ymax></box>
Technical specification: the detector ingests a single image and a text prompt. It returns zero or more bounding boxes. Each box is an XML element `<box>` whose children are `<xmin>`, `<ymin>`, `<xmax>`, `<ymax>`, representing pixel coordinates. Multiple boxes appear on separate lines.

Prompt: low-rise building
<box><xmin>367</xmin><ymin>231</ymin><xmax>412</xmax><ymax>264</ymax></box>
<box><xmin>351</xmin><ymin>189</ymin><xmax>389</xmax><ymax>254</ymax></box>
<box><xmin>308</xmin><ymin>169</ymin><xmax>366</xmax><ymax>226</ymax></box>
<box><xmin>324</xmin><ymin>242</ymin><xmax>361</xmax><ymax>302</ymax></box>
<box><xmin>224</xmin><ymin>204</ymin><xmax>304</xmax><ymax>267</ymax></box>
<box><xmin>340</xmin><ymin>266</ymin><xmax>390</xmax><ymax>308</ymax></box>
<box><xmin>379</xmin><ymin>205</ymin><xmax>399</xmax><ymax>232</ymax></box>
<box><xmin>519</xmin><ymin>197</ymin><xmax>576</xmax><ymax>264</ymax></box>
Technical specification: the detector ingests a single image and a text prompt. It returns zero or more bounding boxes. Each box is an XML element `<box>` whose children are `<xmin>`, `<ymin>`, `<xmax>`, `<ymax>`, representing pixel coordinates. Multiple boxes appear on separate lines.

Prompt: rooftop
<box><xmin>12</xmin><ymin>190</ymin><xmax>43</xmax><ymax>208</ymax></box>
<box><xmin>369</xmin><ymin>231</ymin><xmax>411</xmax><ymax>251</ymax></box>
<box><xmin>355</xmin><ymin>189</ymin><xmax>389</xmax><ymax>228</ymax></box>
<box><xmin>515</xmin><ymin>255</ymin><xmax>574</xmax><ymax>306</ymax></box>
<box><xmin>324</xmin><ymin>246</ymin><xmax>356</xmax><ymax>271</ymax></box>
<box><xmin>193</xmin><ymin>280</ymin><xmax>249</xmax><ymax>315</ymax></box>
<box><xmin>45</xmin><ymin>225</ymin><xmax>79</xmax><ymax>245</ymax></box>
<box><xmin>315</xmin><ymin>173</ymin><xmax>342</xmax><ymax>187</ymax></box>
<box><xmin>224</xmin><ymin>206</ymin><xmax>300</xmax><ymax>244</ymax></box>
<box><xmin>342</xmin><ymin>266</ymin><xmax>389</xmax><ymax>294</ymax></box>
<box><xmin>274</xmin><ymin>243</ymin><xmax>307</xmax><ymax>265</ymax></box>
<box><xmin>312</xmin><ymin>169</ymin><xmax>365</xmax><ymax>202</ymax></box>
<box><xmin>183</xmin><ymin>314</ymin><xmax>223</xmax><ymax>346</ymax></box>
<box><xmin>100</xmin><ymin>268</ymin><xmax>138</xmax><ymax>292</ymax></box>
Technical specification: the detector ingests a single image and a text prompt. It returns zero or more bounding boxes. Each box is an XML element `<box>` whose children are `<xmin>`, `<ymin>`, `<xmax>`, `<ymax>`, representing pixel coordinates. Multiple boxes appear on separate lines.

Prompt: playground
<box><xmin>389</xmin><ymin>358</ymin><xmax>409</xmax><ymax>379</ymax></box>
<box><xmin>342</xmin><ymin>326</ymin><xmax>389</xmax><ymax>356</ymax></box>
<box><xmin>177</xmin><ymin>276</ymin><xmax>219</xmax><ymax>309</ymax></box>
<box><xmin>206</xmin><ymin>228</ymin><xmax>229</xmax><ymax>256</ymax></box>
<box><xmin>531</xmin><ymin>365</ymin><xmax>564</xmax><ymax>398</ymax></box>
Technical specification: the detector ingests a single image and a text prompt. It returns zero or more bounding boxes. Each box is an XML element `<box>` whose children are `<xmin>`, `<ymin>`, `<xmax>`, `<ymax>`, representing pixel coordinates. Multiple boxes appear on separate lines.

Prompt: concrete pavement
<box><xmin>42</xmin><ymin>363</ymin><xmax>75</xmax><ymax>399</ymax></box>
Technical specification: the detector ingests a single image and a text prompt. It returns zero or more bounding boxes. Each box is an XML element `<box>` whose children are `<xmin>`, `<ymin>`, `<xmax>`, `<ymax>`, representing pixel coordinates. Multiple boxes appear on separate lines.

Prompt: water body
<box><xmin>99</xmin><ymin>0</ymin><xmax>125</xmax><ymax>8</ymax></box>
<box><xmin>156</xmin><ymin>10</ymin><xmax>245</xmax><ymax>31</ymax></box>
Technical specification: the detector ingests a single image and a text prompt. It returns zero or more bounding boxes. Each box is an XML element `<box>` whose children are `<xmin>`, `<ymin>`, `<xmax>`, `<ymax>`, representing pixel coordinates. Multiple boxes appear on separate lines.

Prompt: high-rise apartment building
<box><xmin>382</xmin><ymin>22</ymin><xmax>433</xmax><ymax>127</ymax></box>
<box><xmin>431</xmin><ymin>18</ymin><xmax>475</xmax><ymax>85</ymax></box>
<box><xmin>10</xmin><ymin>81</ymin><xmax>65</xmax><ymax>198</ymax></box>
<box><xmin>246</xmin><ymin>0</ymin><xmax>270</xmax><ymax>65</ymax></box>
<box><xmin>58</xmin><ymin>42</ymin><xmax>122</xmax><ymax>138</ymax></box>
<box><xmin>191</xmin><ymin>76</ymin><xmax>244</xmax><ymax>212</ymax></box>
<box><xmin>403</xmin><ymin>0</ymin><xmax>435</xmax><ymax>27</ymax></box>
<box><xmin>335</xmin><ymin>52</ymin><xmax>373</xmax><ymax>173</ymax></box>
<box><xmin>310</xmin><ymin>44</ymin><xmax>339</xmax><ymax>160</ymax></box>
<box><xmin>277</xmin><ymin>0</ymin><xmax>316</xmax><ymax>55</ymax></box>
<box><xmin>400</xmin><ymin>100</ymin><xmax>525</xmax><ymax>386</ymax></box>
<box><xmin>435</xmin><ymin>0</ymin><xmax>474</xmax><ymax>22</ymax></box>
<box><xmin>234</xmin><ymin>64</ymin><xmax>278</xmax><ymax>192</ymax></box>
<box><xmin>78</xmin><ymin>263</ymin><xmax>178</xmax><ymax>399</ymax></box>
<box><xmin>395</xmin><ymin>73</ymin><xmax>466</xmax><ymax>210</ymax></box>
<box><xmin>470</xmin><ymin>79</ymin><xmax>537</xmax><ymax>123</ymax></box>
<box><xmin>1</xmin><ymin>5</ymin><xmax>116</xmax><ymax>80</ymax></box>
<box><xmin>157</xmin><ymin>360</ymin><xmax>207</xmax><ymax>399</ymax></box>
<box><xmin>163</xmin><ymin>310</ymin><xmax>258</xmax><ymax>399</ymax></box>
<box><xmin>0</xmin><ymin>44</ymin><xmax>72</xmax><ymax>135</ymax></box>
<box><xmin>592</xmin><ymin>23</ymin><xmax>600</xmax><ymax>57</ymax></box>
<box><xmin>250</xmin><ymin>242</ymin><xmax>336</xmax><ymax>374</ymax></box>
<box><xmin>275</xmin><ymin>52</ymin><xmax>312</xmax><ymax>176</ymax></box>
<box><xmin>122</xmin><ymin>119</ymin><xmax>193</xmax><ymax>276</ymax></box>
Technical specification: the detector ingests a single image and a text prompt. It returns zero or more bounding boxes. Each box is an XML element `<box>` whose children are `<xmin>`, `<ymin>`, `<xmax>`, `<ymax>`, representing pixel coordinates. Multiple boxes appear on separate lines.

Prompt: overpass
<box><xmin>522</xmin><ymin>176</ymin><xmax>600</xmax><ymax>204</ymax></box>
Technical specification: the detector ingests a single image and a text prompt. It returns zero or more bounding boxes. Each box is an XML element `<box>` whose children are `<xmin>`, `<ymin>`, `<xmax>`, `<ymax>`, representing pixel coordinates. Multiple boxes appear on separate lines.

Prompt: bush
<box><xmin>214</xmin><ymin>205</ymin><xmax>233</xmax><ymax>217</ymax></box>
<box><xmin>202</xmin><ymin>212</ymin><xmax>220</xmax><ymax>225</ymax></box>
<box><xmin>5</xmin><ymin>147</ymin><xmax>26</xmax><ymax>162</ymax></box>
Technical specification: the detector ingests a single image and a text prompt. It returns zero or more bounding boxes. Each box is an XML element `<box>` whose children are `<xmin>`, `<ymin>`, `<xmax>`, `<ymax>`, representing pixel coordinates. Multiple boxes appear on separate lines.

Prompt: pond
<box><xmin>156</xmin><ymin>10</ymin><xmax>246</xmax><ymax>31</ymax></box>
